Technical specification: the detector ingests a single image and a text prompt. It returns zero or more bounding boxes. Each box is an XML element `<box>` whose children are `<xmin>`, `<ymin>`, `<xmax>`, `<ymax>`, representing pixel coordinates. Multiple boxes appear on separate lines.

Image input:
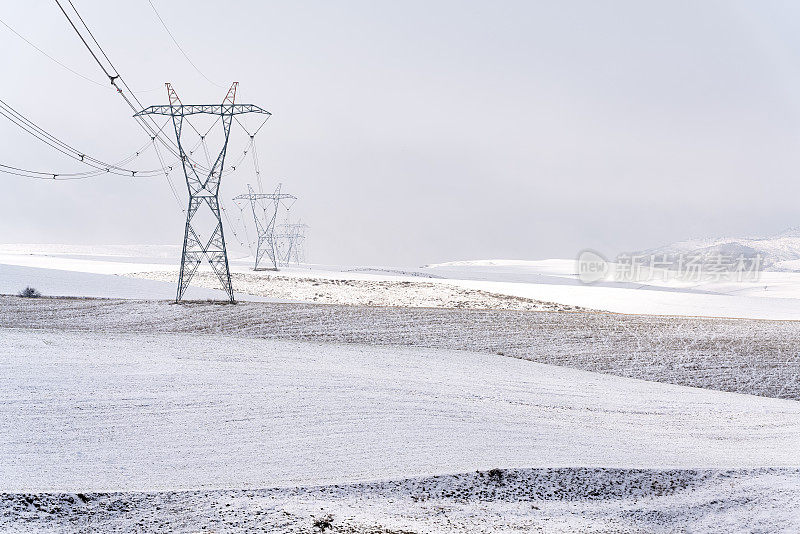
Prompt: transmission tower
<box><xmin>135</xmin><ymin>82</ymin><xmax>270</xmax><ymax>302</ymax></box>
<box><xmin>275</xmin><ymin>222</ymin><xmax>309</xmax><ymax>266</ymax></box>
<box><xmin>233</xmin><ymin>183</ymin><xmax>296</xmax><ymax>271</ymax></box>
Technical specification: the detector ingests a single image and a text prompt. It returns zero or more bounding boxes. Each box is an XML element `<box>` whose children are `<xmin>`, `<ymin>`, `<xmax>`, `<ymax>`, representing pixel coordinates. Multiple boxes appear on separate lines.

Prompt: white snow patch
<box><xmin>0</xmin><ymin>263</ymin><xmax>276</xmax><ymax>302</ymax></box>
<box><xmin>6</xmin><ymin>243</ymin><xmax>800</xmax><ymax>318</ymax></box>
<box><xmin>2</xmin><ymin>328</ymin><xmax>798</xmax><ymax>492</ymax></box>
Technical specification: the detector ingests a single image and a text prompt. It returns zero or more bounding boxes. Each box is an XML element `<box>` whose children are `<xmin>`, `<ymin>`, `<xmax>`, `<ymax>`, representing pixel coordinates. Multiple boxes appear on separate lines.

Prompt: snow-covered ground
<box><xmin>5</xmin><ymin>468</ymin><xmax>800</xmax><ymax>533</ymax></box>
<box><xmin>4</xmin><ymin>243</ymin><xmax>800</xmax><ymax>318</ymax></box>
<box><xmin>128</xmin><ymin>269</ymin><xmax>581</xmax><ymax>311</ymax></box>
<box><xmin>633</xmin><ymin>226</ymin><xmax>800</xmax><ymax>271</ymax></box>
<box><xmin>3</xmin><ymin>327</ymin><xmax>799</xmax><ymax>493</ymax></box>
<box><xmin>2</xmin><ymin>243</ymin><xmax>800</xmax><ymax>531</ymax></box>
<box><xmin>3</xmin><ymin>295</ymin><xmax>800</xmax><ymax>400</ymax></box>
<box><xmin>0</xmin><ymin>263</ymin><xmax>278</xmax><ymax>302</ymax></box>
<box><xmin>423</xmin><ymin>259</ymin><xmax>800</xmax><ymax>319</ymax></box>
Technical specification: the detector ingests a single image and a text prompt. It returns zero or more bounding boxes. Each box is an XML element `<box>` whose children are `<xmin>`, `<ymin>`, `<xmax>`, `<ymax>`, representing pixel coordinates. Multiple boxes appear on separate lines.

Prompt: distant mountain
<box><xmin>635</xmin><ymin>228</ymin><xmax>800</xmax><ymax>271</ymax></box>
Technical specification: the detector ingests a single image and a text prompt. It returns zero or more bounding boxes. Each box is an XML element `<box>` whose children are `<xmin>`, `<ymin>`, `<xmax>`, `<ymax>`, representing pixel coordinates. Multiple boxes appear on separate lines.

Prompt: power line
<box><xmin>3</xmin><ymin>1</ymin><xmax>260</xmax><ymax>188</ymax></box>
<box><xmin>54</xmin><ymin>0</ymin><xmax>200</xmax><ymax>170</ymax></box>
<box><xmin>1</xmin><ymin>100</ymin><xmax>261</xmax><ymax>181</ymax></box>
<box><xmin>150</xmin><ymin>135</ymin><xmax>184</xmax><ymax>212</ymax></box>
<box><xmin>0</xmin><ymin>98</ymin><xmax>171</xmax><ymax>177</ymax></box>
<box><xmin>147</xmin><ymin>0</ymin><xmax>225</xmax><ymax>89</ymax></box>
<box><xmin>54</xmin><ymin>1</ymin><xmax>266</xmax><ymax>180</ymax></box>
<box><xmin>64</xmin><ymin>0</ymin><xmax>220</xmax><ymax>171</ymax></box>
<box><xmin>0</xmin><ymin>16</ymin><xmax>106</xmax><ymax>87</ymax></box>
<box><xmin>55</xmin><ymin>0</ymin><xmax>114</xmax><ymax>81</ymax></box>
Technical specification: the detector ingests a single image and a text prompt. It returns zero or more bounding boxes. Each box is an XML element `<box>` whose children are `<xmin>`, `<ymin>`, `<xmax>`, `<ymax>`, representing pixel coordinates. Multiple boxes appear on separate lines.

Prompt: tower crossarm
<box><xmin>135</xmin><ymin>104</ymin><xmax>271</xmax><ymax>117</ymax></box>
<box><xmin>232</xmin><ymin>192</ymin><xmax>297</xmax><ymax>201</ymax></box>
<box><xmin>272</xmin><ymin>232</ymin><xmax>307</xmax><ymax>239</ymax></box>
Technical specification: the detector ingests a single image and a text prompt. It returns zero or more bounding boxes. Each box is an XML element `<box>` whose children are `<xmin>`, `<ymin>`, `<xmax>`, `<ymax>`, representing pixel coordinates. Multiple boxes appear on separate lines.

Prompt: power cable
<box><xmin>3</xmin><ymin>2</ymin><xmax>265</xmax><ymax>187</ymax></box>
<box><xmin>0</xmin><ymin>16</ymin><xmax>106</xmax><ymax>87</ymax></box>
<box><xmin>54</xmin><ymin>0</ymin><xmax>203</xmax><ymax>172</ymax></box>
<box><xmin>147</xmin><ymin>0</ymin><xmax>225</xmax><ymax>89</ymax></box>
<box><xmin>56</xmin><ymin>1</ymin><xmax>263</xmax><ymax>179</ymax></box>
<box><xmin>0</xmin><ymin>98</ymin><xmax>171</xmax><ymax>176</ymax></box>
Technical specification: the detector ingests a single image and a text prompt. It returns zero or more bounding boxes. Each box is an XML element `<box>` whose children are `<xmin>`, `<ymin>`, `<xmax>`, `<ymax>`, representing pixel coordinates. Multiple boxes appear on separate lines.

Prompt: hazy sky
<box><xmin>3</xmin><ymin>1</ymin><xmax>800</xmax><ymax>266</ymax></box>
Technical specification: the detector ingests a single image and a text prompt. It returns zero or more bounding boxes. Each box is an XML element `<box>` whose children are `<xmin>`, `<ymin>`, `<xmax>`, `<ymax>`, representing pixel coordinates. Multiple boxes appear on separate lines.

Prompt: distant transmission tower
<box><xmin>233</xmin><ymin>183</ymin><xmax>297</xmax><ymax>271</ymax></box>
<box><xmin>275</xmin><ymin>222</ymin><xmax>309</xmax><ymax>265</ymax></box>
<box><xmin>135</xmin><ymin>82</ymin><xmax>270</xmax><ymax>302</ymax></box>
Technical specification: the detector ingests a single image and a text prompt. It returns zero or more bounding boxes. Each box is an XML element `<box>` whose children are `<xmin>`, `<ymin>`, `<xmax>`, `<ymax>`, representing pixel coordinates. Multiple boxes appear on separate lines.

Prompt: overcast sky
<box><xmin>3</xmin><ymin>1</ymin><xmax>800</xmax><ymax>266</ymax></box>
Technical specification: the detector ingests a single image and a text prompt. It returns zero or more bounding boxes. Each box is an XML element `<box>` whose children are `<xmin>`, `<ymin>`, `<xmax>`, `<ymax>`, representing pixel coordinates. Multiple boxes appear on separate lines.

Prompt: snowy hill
<box><xmin>6</xmin><ymin>243</ymin><xmax>800</xmax><ymax>318</ymax></box>
<box><xmin>4</xmin><ymin>327</ymin><xmax>799</xmax><ymax>492</ymax></box>
<box><xmin>635</xmin><ymin>227</ymin><xmax>800</xmax><ymax>271</ymax></box>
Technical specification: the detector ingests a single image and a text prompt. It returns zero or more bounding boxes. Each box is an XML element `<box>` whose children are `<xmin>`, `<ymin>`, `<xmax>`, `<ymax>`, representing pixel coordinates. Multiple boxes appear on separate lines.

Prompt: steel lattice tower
<box><xmin>136</xmin><ymin>82</ymin><xmax>270</xmax><ymax>302</ymax></box>
<box><xmin>233</xmin><ymin>183</ymin><xmax>296</xmax><ymax>271</ymax></box>
<box><xmin>275</xmin><ymin>222</ymin><xmax>309</xmax><ymax>265</ymax></box>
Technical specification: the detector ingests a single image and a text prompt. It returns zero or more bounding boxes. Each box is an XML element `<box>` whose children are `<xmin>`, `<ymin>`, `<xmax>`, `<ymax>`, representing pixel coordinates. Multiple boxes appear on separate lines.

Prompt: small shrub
<box><xmin>312</xmin><ymin>513</ymin><xmax>334</xmax><ymax>532</ymax></box>
<box><xmin>18</xmin><ymin>286</ymin><xmax>41</xmax><ymax>298</ymax></box>
<box><xmin>487</xmin><ymin>468</ymin><xmax>504</xmax><ymax>484</ymax></box>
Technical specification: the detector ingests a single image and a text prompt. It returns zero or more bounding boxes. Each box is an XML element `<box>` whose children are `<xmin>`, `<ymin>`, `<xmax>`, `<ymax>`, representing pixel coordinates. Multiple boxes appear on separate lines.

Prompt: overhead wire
<box><xmin>60</xmin><ymin>0</ymin><xmax>247</xmax><ymax>176</ymax></box>
<box><xmin>218</xmin><ymin>125</ymin><xmax>259</xmax><ymax>249</ymax></box>
<box><xmin>147</xmin><ymin>0</ymin><xmax>225</xmax><ymax>89</ymax></box>
<box><xmin>7</xmin><ymin>0</ymin><xmax>229</xmax><ymax>187</ymax></box>
<box><xmin>0</xmin><ymin>15</ymin><xmax>107</xmax><ymax>88</ymax></box>
<box><xmin>0</xmin><ymin>98</ymin><xmax>173</xmax><ymax>177</ymax></box>
<box><xmin>150</xmin><ymin>134</ymin><xmax>185</xmax><ymax>213</ymax></box>
<box><xmin>52</xmin><ymin>0</ymin><xmax>266</xmax><ymax>181</ymax></box>
<box><xmin>54</xmin><ymin>0</ymin><xmax>203</xmax><ymax>172</ymax></box>
<box><xmin>0</xmin><ymin>94</ymin><xmax>204</xmax><ymax>181</ymax></box>
<box><xmin>1</xmin><ymin>0</ymin><xmax>284</xmax><ymax>272</ymax></box>
<box><xmin>5</xmin><ymin>0</ymin><xmax>272</xmax><ymax>233</ymax></box>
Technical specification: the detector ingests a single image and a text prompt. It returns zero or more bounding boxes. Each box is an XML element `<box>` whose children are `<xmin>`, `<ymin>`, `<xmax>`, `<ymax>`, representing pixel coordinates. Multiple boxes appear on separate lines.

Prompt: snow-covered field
<box><xmin>423</xmin><ymin>259</ymin><xmax>800</xmax><ymax>319</ymax></box>
<box><xmin>2</xmin><ymin>326</ymin><xmax>800</xmax><ymax>531</ymax></box>
<box><xmin>0</xmin><ymin>263</ymin><xmax>276</xmax><ymax>302</ymax></box>
<box><xmin>4</xmin><ymin>243</ymin><xmax>800</xmax><ymax>318</ymax></box>
<box><xmin>5</xmin><ymin>328</ymin><xmax>798</xmax><ymax>492</ymax></box>
<box><xmin>2</xmin><ymin>244</ymin><xmax>800</xmax><ymax>531</ymax></box>
<box><xmin>4</xmin><ymin>295</ymin><xmax>800</xmax><ymax>400</ymax></box>
<box><xmin>128</xmin><ymin>269</ymin><xmax>581</xmax><ymax>311</ymax></box>
<box><xmin>6</xmin><ymin>468</ymin><xmax>800</xmax><ymax>533</ymax></box>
